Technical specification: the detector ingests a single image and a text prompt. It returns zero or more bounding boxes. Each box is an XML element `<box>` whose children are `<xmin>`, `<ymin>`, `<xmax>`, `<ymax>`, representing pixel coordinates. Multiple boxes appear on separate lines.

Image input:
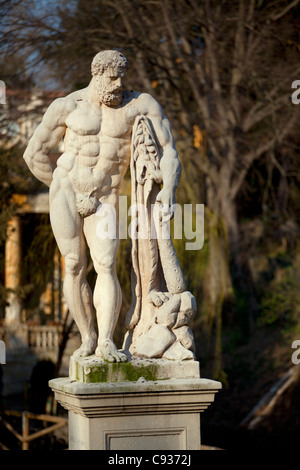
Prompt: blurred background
<box><xmin>0</xmin><ymin>0</ymin><xmax>300</xmax><ymax>451</ymax></box>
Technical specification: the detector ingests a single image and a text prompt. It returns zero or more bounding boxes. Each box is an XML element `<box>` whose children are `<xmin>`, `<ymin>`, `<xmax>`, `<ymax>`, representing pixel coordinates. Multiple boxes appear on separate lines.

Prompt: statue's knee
<box><xmin>65</xmin><ymin>253</ymin><xmax>82</xmax><ymax>276</ymax></box>
<box><xmin>95</xmin><ymin>254</ymin><xmax>115</xmax><ymax>274</ymax></box>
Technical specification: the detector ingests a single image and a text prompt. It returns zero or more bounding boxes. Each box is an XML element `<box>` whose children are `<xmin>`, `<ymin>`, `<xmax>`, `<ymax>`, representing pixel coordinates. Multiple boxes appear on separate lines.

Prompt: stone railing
<box><xmin>0</xmin><ymin>324</ymin><xmax>62</xmax><ymax>352</ymax></box>
<box><xmin>28</xmin><ymin>325</ymin><xmax>62</xmax><ymax>350</ymax></box>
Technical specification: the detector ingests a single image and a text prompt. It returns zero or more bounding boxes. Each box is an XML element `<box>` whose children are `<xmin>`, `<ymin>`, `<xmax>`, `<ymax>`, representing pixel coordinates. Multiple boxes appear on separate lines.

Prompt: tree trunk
<box><xmin>220</xmin><ymin>193</ymin><xmax>257</xmax><ymax>337</ymax></box>
<box><xmin>204</xmin><ymin>178</ymin><xmax>233</xmax><ymax>379</ymax></box>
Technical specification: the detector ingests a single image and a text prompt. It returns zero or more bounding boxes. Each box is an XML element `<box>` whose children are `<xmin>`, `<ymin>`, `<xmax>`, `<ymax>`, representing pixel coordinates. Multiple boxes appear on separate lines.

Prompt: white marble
<box><xmin>24</xmin><ymin>50</ymin><xmax>197</xmax><ymax>364</ymax></box>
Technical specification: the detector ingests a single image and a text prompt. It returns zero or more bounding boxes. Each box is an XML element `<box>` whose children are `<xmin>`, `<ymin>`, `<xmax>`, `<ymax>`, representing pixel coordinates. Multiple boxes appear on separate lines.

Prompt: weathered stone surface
<box><xmin>174</xmin><ymin>291</ymin><xmax>197</xmax><ymax>329</ymax></box>
<box><xmin>163</xmin><ymin>341</ymin><xmax>195</xmax><ymax>361</ymax></box>
<box><xmin>155</xmin><ymin>295</ymin><xmax>180</xmax><ymax>327</ymax></box>
<box><xmin>134</xmin><ymin>325</ymin><xmax>175</xmax><ymax>358</ymax></box>
<box><xmin>23</xmin><ymin>49</ymin><xmax>198</xmax><ymax>365</ymax></box>
<box><xmin>174</xmin><ymin>325</ymin><xmax>196</xmax><ymax>352</ymax></box>
<box><xmin>69</xmin><ymin>355</ymin><xmax>200</xmax><ymax>383</ymax></box>
<box><xmin>124</xmin><ymin>116</ymin><xmax>197</xmax><ymax>360</ymax></box>
<box><xmin>126</xmin><ymin>290</ymin><xmax>197</xmax><ymax>360</ymax></box>
<box><xmin>49</xmin><ymin>376</ymin><xmax>222</xmax><ymax>450</ymax></box>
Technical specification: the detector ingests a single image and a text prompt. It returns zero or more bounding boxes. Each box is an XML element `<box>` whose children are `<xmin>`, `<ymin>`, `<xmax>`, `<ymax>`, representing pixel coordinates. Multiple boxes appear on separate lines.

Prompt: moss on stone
<box><xmin>85</xmin><ymin>363</ymin><xmax>109</xmax><ymax>383</ymax></box>
<box><xmin>84</xmin><ymin>361</ymin><xmax>159</xmax><ymax>383</ymax></box>
<box><xmin>112</xmin><ymin>361</ymin><xmax>159</xmax><ymax>382</ymax></box>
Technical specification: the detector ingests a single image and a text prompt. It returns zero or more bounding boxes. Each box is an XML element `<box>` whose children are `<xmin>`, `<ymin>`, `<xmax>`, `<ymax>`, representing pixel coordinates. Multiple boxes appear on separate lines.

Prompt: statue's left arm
<box><xmin>141</xmin><ymin>94</ymin><xmax>182</xmax><ymax>215</ymax></box>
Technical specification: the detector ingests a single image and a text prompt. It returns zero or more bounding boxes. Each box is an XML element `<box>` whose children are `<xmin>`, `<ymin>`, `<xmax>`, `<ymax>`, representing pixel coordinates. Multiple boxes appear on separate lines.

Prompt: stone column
<box><xmin>5</xmin><ymin>215</ymin><xmax>22</xmax><ymax>326</ymax></box>
<box><xmin>50</xmin><ymin>357</ymin><xmax>221</xmax><ymax>450</ymax></box>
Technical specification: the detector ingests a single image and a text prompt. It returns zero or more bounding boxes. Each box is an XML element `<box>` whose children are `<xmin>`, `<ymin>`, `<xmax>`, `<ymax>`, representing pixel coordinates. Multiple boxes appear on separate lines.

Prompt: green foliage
<box><xmin>258</xmin><ymin>267</ymin><xmax>298</xmax><ymax>329</ymax></box>
<box><xmin>173</xmin><ymin>236</ymin><xmax>208</xmax><ymax>302</ymax></box>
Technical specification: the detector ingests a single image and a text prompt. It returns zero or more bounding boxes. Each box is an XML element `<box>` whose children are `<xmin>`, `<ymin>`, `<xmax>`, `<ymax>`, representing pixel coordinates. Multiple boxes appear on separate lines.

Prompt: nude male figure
<box><xmin>23</xmin><ymin>50</ymin><xmax>181</xmax><ymax>362</ymax></box>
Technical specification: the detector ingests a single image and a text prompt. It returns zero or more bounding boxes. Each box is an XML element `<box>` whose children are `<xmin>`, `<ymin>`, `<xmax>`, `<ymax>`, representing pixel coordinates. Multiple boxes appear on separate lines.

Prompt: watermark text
<box><xmin>291</xmin><ymin>80</ymin><xmax>300</xmax><ymax>104</ymax></box>
<box><xmin>291</xmin><ymin>340</ymin><xmax>300</xmax><ymax>365</ymax></box>
<box><xmin>95</xmin><ymin>198</ymin><xmax>204</xmax><ymax>251</ymax></box>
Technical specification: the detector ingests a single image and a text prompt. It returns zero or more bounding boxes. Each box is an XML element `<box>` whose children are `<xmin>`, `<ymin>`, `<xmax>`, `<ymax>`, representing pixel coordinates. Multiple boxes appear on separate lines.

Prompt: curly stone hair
<box><xmin>91</xmin><ymin>50</ymin><xmax>128</xmax><ymax>76</ymax></box>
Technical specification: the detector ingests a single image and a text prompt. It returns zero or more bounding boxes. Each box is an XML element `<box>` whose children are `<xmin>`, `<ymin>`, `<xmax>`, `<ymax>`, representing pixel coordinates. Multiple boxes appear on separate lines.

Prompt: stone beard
<box><xmin>95</xmin><ymin>74</ymin><xmax>123</xmax><ymax>107</ymax></box>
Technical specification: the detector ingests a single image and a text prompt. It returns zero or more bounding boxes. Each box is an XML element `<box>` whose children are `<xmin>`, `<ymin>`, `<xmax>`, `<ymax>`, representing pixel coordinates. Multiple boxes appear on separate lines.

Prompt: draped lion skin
<box><xmin>23</xmin><ymin>50</ymin><xmax>181</xmax><ymax>362</ymax></box>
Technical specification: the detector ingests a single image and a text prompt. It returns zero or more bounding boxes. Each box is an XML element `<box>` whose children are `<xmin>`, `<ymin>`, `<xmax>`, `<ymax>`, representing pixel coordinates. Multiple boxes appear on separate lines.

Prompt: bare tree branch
<box><xmin>271</xmin><ymin>0</ymin><xmax>300</xmax><ymax>21</ymax></box>
<box><xmin>231</xmin><ymin>107</ymin><xmax>300</xmax><ymax>199</ymax></box>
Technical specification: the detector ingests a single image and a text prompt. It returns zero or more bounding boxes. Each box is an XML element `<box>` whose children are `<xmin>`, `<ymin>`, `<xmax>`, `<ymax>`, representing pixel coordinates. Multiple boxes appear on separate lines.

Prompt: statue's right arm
<box><xmin>23</xmin><ymin>97</ymin><xmax>73</xmax><ymax>187</ymax></box>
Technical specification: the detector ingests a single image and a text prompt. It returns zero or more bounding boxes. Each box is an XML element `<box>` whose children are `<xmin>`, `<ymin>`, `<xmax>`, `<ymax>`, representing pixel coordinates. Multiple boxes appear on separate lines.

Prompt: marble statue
<box><xmin>23</xmin><ymin>50</ymin><xmax>196</xmax><ymax>363</ymax></box>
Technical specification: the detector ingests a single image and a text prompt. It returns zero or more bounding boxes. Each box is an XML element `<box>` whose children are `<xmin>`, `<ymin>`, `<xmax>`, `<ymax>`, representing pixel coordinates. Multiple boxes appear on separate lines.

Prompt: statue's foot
<box><xmin>73</xmin><ymin>334</ymin><xmax>97</xmax><ymax>358</ymax></box>
<box><xmin>95</xmin><ymin>339</ymin><xmax>128</xmax><ymax>363</ymax></box>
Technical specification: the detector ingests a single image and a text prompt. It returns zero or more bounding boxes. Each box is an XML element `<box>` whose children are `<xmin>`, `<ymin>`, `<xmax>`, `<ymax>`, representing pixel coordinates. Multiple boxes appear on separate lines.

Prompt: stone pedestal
<box><xmin>50</xmin><ymin>358</ymin><xmax>221</xmax><ymax>450</ymax></box>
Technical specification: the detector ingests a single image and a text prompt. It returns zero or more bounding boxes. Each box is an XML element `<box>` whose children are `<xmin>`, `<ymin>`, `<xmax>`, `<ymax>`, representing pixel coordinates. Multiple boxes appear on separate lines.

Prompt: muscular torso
<box><xmin>54</xmin><ymin>90</ymin><xmax>139</xmax><ymax>202</ymax></box>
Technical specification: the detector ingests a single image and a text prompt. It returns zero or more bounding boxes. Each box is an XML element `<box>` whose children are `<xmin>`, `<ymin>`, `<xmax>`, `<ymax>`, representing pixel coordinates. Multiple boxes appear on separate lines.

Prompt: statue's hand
<box><xmin>148</xmin><ymin>290</ymin><xmax>170</xmax><ymax>307</ymax></box>
<box><xmin>155</xmin><ymin>187</ymin><xmax>176</xmax><ymax>220</ymax></box>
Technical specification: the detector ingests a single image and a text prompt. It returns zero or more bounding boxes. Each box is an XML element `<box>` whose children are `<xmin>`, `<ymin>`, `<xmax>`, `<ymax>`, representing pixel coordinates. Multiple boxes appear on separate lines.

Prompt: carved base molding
<box><xmin>49</xmin><ymin>376</ymin><xmax>221</xmax><ymax>450</ymax></box>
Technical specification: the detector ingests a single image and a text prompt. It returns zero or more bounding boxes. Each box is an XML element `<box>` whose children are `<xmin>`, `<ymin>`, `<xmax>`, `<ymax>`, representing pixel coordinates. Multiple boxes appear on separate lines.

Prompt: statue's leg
<box><xmin>83</xmin><ymin>212</ymin><xmax>127</xmax><ymax>362</ymax></box>
<box><xmin>49</xmin><ymin>170</ymin><xmax>97</xmax><ymax>357</ymax></box>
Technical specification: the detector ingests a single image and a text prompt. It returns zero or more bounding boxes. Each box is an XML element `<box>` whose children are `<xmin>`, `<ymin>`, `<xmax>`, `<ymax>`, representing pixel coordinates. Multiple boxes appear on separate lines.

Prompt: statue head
<box><xmin>91</xmin><ymin>50</ymin><xmax>128</xmax><ymax>107</ymax></box>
